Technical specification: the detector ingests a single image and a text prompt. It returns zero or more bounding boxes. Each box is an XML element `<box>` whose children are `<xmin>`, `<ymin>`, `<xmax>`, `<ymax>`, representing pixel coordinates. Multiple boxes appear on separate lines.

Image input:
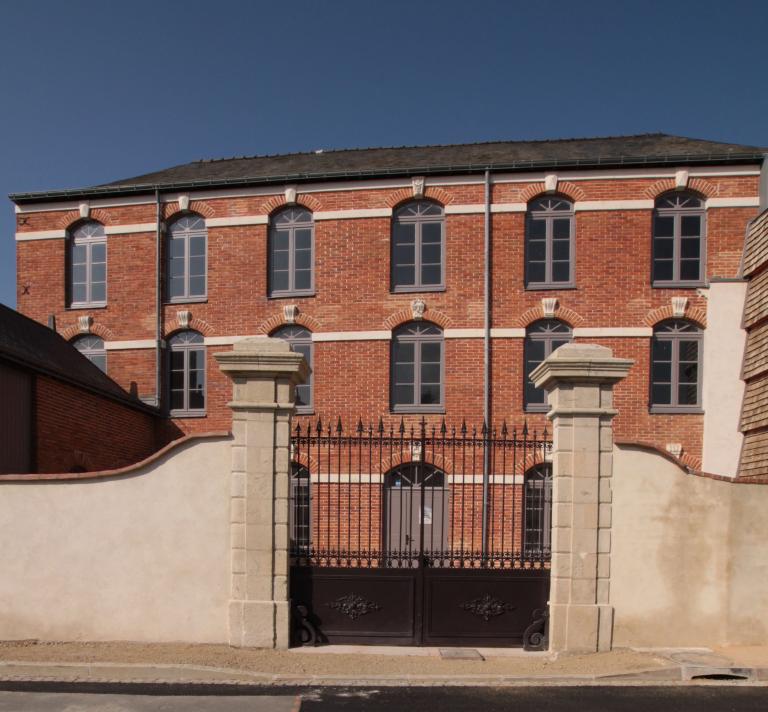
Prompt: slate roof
<box><xmin>9</xmin><ymin>133</ymin><xmax>765</xmax><ymax>203</ymax></box>
<box><xmin>0</xmin><ymin>303</ymin><xmax>153</xmax><ymax>410</ymax></box>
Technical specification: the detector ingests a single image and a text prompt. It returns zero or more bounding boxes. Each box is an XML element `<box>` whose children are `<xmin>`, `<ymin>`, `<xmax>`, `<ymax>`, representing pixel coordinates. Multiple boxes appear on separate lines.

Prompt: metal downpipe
<box><xmin>481</xmin><ymin>168</ymin><xmax>491</xmax><ymax>557</ymax></box>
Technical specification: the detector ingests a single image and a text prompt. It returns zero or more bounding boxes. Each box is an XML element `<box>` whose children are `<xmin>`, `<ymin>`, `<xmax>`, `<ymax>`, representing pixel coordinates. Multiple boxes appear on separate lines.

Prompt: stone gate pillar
<box><xmin>530</xmin><ymin>343</ymin><xmax>632</xmax><ymax>653</ymax></box>
<box><xmin>215</xmin><ymin>338</ymin><xmax>308</xmax><ymax>649</ymax></box>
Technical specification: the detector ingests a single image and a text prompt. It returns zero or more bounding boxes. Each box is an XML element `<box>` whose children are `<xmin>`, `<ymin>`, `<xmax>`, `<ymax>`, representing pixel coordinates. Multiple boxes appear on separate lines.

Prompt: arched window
<box><xmin>72</xmin><ymin>335</ymin><xmax>107</xmax><ymax>373</ymax></box>
<box><xmin>68</xmin><ymin>221</ymin><xmax>106</xmax><ymax>307</ymax></box>
<box><xmin>167</xmin><ymin>330</ymin><xmax>205</xmax><ymax>416</ymax></box>
<box><xmin>290</xmin><ymin>463</ymin><xmax>311</xmax><ymax>554</ymax></box>
<box><xmin>525</xmin><ymin>196</ymin><xmax>574</xmax><ymax>288</ymax></box>
<box><xmin>524</xmin><ymin>464</ymin><xmax>552</xmax><ymax>560</ymax></box>
<box><xmin>391</xmin><ymin>322</ymin><xmax>444</xmax><ymax>412</ymax></box>
<box><xmin>652</xmin><ymin>192</ymin><xmax>705</xmax><ymax>286</ymax></box>
<box><xmin>391</xmin><ymin>201</ymin><xmax>444</xmax><ymax>291</ymax></box>
<box><xmin>273</xmin><ymin>325</ymin><xmax>313</xmax><ymax>413</ymax></box>
<box><xmin>269</xmin><ymin>207</ymin><xmax>314</xmax><ymax>297</ymax></box>
<box><xmin>167</xmin><ymin>214</ymin><xmax>207</xmax><ymax>302</ymax></box>
<box><xmin>524</xmin><ymin>319</ymin><xmax>572</xmax><ymax>411</ymax></box>
<box><xmin>651</xmin><ymin>319</ymin><xmax>703</xmax><ymax>411</ymax></box>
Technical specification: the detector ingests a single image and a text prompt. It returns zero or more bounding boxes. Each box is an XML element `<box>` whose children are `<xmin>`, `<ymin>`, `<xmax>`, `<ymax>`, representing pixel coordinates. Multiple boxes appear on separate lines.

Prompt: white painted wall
<box><xmin>701</xmin><ymin>281</ymin><xmax>748</xmax><ymax>477</ymax></box>
<box><xmin>0</xmin><ymin>438</ymin><xmax>231</xmax><ymax>643</ymax></box>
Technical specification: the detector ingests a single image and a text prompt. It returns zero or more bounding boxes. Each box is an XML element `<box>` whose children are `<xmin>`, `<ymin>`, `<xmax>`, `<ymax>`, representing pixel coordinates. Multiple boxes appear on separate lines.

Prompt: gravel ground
<box><xmin>0</xmin><ymin>641</ymin><xmax>671</xmax><ymax>677</ymax></box>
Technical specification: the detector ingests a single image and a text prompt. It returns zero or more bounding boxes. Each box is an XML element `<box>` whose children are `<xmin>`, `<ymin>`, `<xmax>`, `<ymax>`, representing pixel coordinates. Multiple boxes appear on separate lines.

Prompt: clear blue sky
<box><xmin>2</xmin><ymin>0</ymin><xmax>766</xmax><ymax>308</ymax></box>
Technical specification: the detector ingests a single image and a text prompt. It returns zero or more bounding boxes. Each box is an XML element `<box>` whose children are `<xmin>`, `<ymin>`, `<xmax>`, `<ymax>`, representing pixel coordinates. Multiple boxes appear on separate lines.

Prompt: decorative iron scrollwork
<box><xmin>523</xmin><ymin>607</ymin><xmax>549</xmax><ymax>651</ymax></box>
<box><xmin>327</xmin><ymin>593</ymin><xmax>381</xmax><ymax>620</ymax></box>
<box><xmin>290</xmin><ymin>602</ymin><xmax>319</xmax><ymax>647</ymax></box>
<box><xmin>460</xmin><ymin>593</ymin><xmax>515</xmax><ymax>621</ymax></box>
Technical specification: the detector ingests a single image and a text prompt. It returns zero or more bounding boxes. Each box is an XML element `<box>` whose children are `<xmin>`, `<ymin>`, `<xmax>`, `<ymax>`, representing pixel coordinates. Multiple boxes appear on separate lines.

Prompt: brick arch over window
<box><xmin>519</xmin><ymin>181</ymin><xmax>586</xmax><ymax>203</ymax></box>
<box><xmin>380</xmin><ymin>450</ymin><xmax>454</xmax><ymax>476</ymax></box>
<box><xmin>162</xmin><ymin>315</ymin><xmax>214</xmax><ymax>337</ymax></box>
<box><xmin>386</xmin><ymin>186</ymin><xmax>453</xmax><ymax>209</ymax></box>
<box><xmin>259</xmin><ymin>193</ymin><xmax>323</xmax><ymax>215</ymax></box>
<box><xmin>643</xmin><ymin>178</ymin><xmax>717</xmax><ymax>199</ymax></box>
<box><xmin>257</xmin><ymin>311</ymin><xmax>322</xmax><ymax>335</ymax></box>
<box><xmin>59</xmin><ymin>321</ymin><xmax>115</xmax><ymax>342</ymax></box>
<box><xmin>512</xmin><ymin>304</ymin><xmax>584</xmax><ymax>328</ymax></box>
<box><xmin>163</xmin><ymin>200</ymin><xmax>216</xmax><ymax>222</ymax></box>
<box><xmin>644</xmin><ymin>304</ymin><xmax>707</xmax><ymax>328</ymax></box>
<box><xmin>60</xmin><ymin>208</ymin><xmax>113</xmax><ymax>229</ymax></box>
<box><xmin>291</xmin><ymin>453</ymin><xmax>320</xmax><ymax>474</ymax></box>
<box><xmin>382</xmin><ymin>307</ymin><xmax>452</xmax><ymax>330</ymax></box>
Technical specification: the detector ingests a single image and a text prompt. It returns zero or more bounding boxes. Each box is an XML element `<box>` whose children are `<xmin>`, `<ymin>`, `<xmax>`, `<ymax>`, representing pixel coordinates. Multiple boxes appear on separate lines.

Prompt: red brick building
<box><xmin>10</xmin><ymin>133</ymin><xmax>767</xmax><ymax>471</ymax></box>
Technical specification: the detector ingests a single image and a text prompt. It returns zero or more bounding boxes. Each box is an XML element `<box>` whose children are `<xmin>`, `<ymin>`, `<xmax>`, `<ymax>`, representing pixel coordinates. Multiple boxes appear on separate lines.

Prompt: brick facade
<box><xmin>13</xmin><ymin>167</ymin><xmax>761</xmax><ymax>466</ymax></box>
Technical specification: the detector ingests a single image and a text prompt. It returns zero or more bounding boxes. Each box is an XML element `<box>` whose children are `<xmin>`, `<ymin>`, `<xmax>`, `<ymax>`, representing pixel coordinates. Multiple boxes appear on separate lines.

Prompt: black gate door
<box><xmin>289</xmin><ymin>418</ymin><xmax>551</xmax><ymax>648</ymax></box>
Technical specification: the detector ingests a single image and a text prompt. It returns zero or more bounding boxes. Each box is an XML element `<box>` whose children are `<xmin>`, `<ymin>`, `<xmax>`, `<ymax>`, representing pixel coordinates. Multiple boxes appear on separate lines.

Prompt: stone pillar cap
<box><xmin>531</xmin><ymin>342</ymin><xmax>633</xmax><ymax>390</ymax></box>
<box><xmin>214</xmin><ymin>337</ymin><xmax>308</xmax><ymax>383</ymax></box>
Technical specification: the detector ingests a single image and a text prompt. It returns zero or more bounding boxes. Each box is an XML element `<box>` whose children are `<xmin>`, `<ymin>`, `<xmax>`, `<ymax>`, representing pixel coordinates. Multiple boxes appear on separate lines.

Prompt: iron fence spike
<box><xmin>440</xmin><ymin>418</ymin><xmax>447</xmax><ymax>435</ymax></box>
<box><xmin>336</xmin><ymin>416</ymin><xmax>343</xmax><ymax>433</ymax></box>
<box><xmin>357</xmin><ymin>417</ymin><xmax>364</xmax><ymax>433</ymax></box>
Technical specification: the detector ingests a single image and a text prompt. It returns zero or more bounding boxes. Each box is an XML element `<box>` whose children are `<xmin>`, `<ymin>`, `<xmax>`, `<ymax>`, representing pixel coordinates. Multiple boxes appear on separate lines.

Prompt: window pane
<box><xmin>526</xmin><ymin>339</ymin><xmax>546</xmax><ymax>362</ymax></box>
<box><xmin>294</xmin><ymin>269</ymin><xmax>312</xmax><ymax>291</ymax></box>
<box><xmin>552</xmin><ymin>218</ymin><xmax>571</xmax><ymax>239</ymax></box>
<box><xmin>394</xmin><ymin>384</ymin><xmax>413</xmax><ymax>406</ymax></box>
<box><xmin>421</xmin><ymin>264</ymin><xmax>441</xmax><ymax>285</ymax></box>
<box><xmin>189</xmin><ymin>235</ymin><xmax>206</xmax><ymax>256</ymax></box>
<box><xmin>654</xmin><ymin>238</ymin><xmax>674</xmax><ymax>259</ymax></box>
<box><xmin>680</xmin><ymin>259</ymin><xmax>701</xmax><ymax>281</ymax></box>
<box><xmin>525</xmin><ymin>382</ymin><xmax>545</xmax><ymax>406</ymax></box>
<box><xmin>652</xmin><ymin>339</ymin><xmax>672</xmax><ymax>361</ymax></box>
<box><xmin>421</xmin><ymin>342</ymin><xmax>441</xmax><ymax>362</ymax></box>
<box><xmin>421</xmin><ymin>363</ymin><xmax>441</xmax><ymax>384</ymax></box>
<box><xmin>394</xmin><ymin>243</ymin><xmax>416</xmax><ymax>266</ymax></box>
<box><xmin>652</xmin><ymin>361</ymin><xmax>672</xmax><ymax>383</ymax></box>
<box><xmin>681</xmin><ymin>238</ymin><xmax>700</xmax><ymax>259</ymax></box>
<box><xmin>169</xmin><ymin>257</ymin><xmax>185</xmax><ymax>277</ymax></box>
<box><xmin>91</xmin><ymin>283</ymin><xmax>106</xmax><ymax>303</ymax></box>
<box><xmin>653</xmin><ymin>260</ymin><xmax>674</xmax><ymax>282</ymax></box>
<box><xmin>170</xmin><ymin>390</ymin><xmax>185</xmax><ymax>411</ymax></box>
<box><xmin>295</xmin><ymin>228</ymin><xmax>312</xmax><ymax>250</ymax></box>
<box><xmin>72</xmin><ymin>264</ymin><xmax>87</xmax><ymax>283</ymax></box>
<box><xmin>296</xmin><ymin>383</ymin><xmax>310</xmax><ymax>407</ymax></box>
<box><xmin>72</xmin><ymin>244</ymin><xmax>87</xmax><ymax>263</ymax></box>
<box><xmin>295</xmin><ymin>248</ymin><xmax>311</xmax><ymax>270</ymax></box>
<box><xmin>527</xmin><ymin>262</ymin><xmax>546</xmax><ymax>284</ymax></box>
<box><xmin>169</xmin><ymin>237</ymin><xmax>185</xmax><ymax>258</ymax></box>
<box><xmin>189</xmin><ymin>276</ymin><xmax>206</xmax><ymax>296</ymax></box>
<box><xmin>422</xmin><ymin>242</ymin><xmax>441</xmax><ymax>264</ymax></box>
<box><xmin>271</xmin><ymin>270</ymin><xmax>289</xmax><ymax>293</ymax></box>
<box><xmin>679</xmin><ymin>340</ymin><xmax>699</xmax><ymax>362</ymax></box>
<box><xmin>71</xmin><ymin>284</ymin><xmax>87</xmax><ymax>303</ymax></box>
<box><xmin>421</xmin><ymin>222</ymin><xmax>442</xmax><ymax>243</ymax></box>
<box><xmin>394</xmin><ymin>363</ymin><xmax>414</xmax><ymax>384</ymax></box>
<box><xmin>394</xmin><ymin>265</ymin><xmax>415</xmax><ymax>286</ymax></box>
<box><xmin>189</xmin><ymin>389</ymin><xmax>205</xmax><ymax>410</ymax></box>
<box><xmin>652</xmin><ymin>383</ymin><xmax>672</xmax><ymax>405</ymax></box>
<box><xmin>393</xmin><ymin>222</ymin><xmax>415</xmax><ymax>245</ymax></box>
<box><xmin>394</xmin><ymin>341</ymin><xmax>415</xmax><ymax>363</ymax></box>
<box><xmin>91</xmin><ymin>354</ymin><xmax>107</xmax><ymax>373</ymax></box>
<box><xmin>552</xmin><ymin>239</ymin><xmax>570</xmax><ymax>261</ymax></box>
<box><xmin>272</xmin><ymin>250</ymin><xmax>289</xmax><ymax>270</ymax></box>
<box><xmin>420</xmin><ymin>383</ymin><xmax>440</xmax><ymax>405</ymax></box>
<box><xmin>169</xmin><ymin>275</ymin><xmax>185</xmax><ymax>298</ymax></box>
<box><xmin>680</xmin><ymin>361</ymin><xmax>698</xmax><ymax>384</ymax></box>
<box><xmin>91</xmin><ymin>242</ymin><xmax>106</xmax><ymax>262</ymax></box>
<box><xmin>678</xmin><ymin>383</ymin><xmax>698</xmax><ymax>405</ymax></box>
<box><xmin>170</xmin><ymin>370</ymin><xmax>184</xmax><ymax>390</ymax></box>
<box><xmin>189</xmin><ymin>255</ymin><xmax>205</xmax><ymax>277</ymax></box>
<box><xmin>188</xmin><ymin>349</ymin><xmax>204</xmax><ymax>370</ymax></box>
<box><xmin>528</xmin><ymin>240</ymin><xmax>546</xmax><ymax>261</ymax></box>
<box><xmin>528</xmin><ymin>218</ymin><xmax>546</xmax><ymax>239</ymax></box>
<box><xmin>681</xmin><ymin>215</ymin><xmax>701</xmax><ymax>237</ymax></box>
<box><xmin>552</xmin><ymin>262</ymin><xmax>570</xmax><ymax>283</ymax></box>
<box><xmin>272</xmin><ymin>230</ymin><xmax>290</xmax><ymax>251</ymax></box>
<box><xmin>654</xmin><ymin>216</ymin><xmax>674</xmax><ymax>238</ymax></box>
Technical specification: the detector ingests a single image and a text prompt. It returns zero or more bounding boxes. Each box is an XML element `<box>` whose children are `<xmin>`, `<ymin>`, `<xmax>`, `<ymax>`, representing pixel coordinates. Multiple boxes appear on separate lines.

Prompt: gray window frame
<box><xmin>272</xmin><ymin>325</ymin><xmax>313</xmax><ymax>413</ymax></box>
<box><xmin>652</xmin><ymin>192</ymin><xmax>707</xmax><ymax>287</ymax></box>
<box><xmin>167</xmin><ymin>330</ymin><xmax>206</xmax><ymax>417</ymax></box>
<box><xmin>72</xmin><ymin>335</ymin><xmax>107</xmax><ymax>373</ymax></box>
<box><xmin>523</xmin><ymin>464</ymin><xmax>553</xmax><ymax>559</ymax></box>
<box><xmin>166</xmin><ymin>214</ymin><xmax>208</xmax><ymax>304</ymax></box>
<box><xmin>391</xmin><ymin>201</ymin><xmax>445</xmax><ymax>293</ymax></box>
<box><xmin>390</xmin><ymin>321</ymin><xmax>445</xmax><ymax>413</ymax></box>
<box><xmin>268</xmin><ymin>207</ymin><xmax>315</xmax><ymax>298</ymax></box>
<box><xmin>525</xmin><ymin>196</ymin><xmax>575</xmax><ymax>289</ymax></box>
<box><xmin>649</xmin><ymin>319</ymin><xmax>704</xmax><ymax>414</ymax></box>
<box><xmin>524</xmin><ymin>319</ymin><xmax>573</xmax><ymax>412</ymax></box>
<box><xmin>68</xmin><ymin>221</ymin><xmax>107</xmax><ymax>308</ymax></box>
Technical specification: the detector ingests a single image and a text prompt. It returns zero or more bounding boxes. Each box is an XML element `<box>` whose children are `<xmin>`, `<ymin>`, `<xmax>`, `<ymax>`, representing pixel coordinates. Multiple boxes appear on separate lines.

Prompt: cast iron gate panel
<box><xmin>290</xmin><ymin>418</ymin><xmax>552</xmax><ymax>648</ymax></box>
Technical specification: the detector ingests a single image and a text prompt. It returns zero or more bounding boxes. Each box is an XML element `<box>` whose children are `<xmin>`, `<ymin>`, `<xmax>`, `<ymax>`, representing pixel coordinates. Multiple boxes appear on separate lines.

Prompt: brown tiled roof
<box><xmin>9</xmin><ymin>133</ymin><xmax>765</xmax><ymax>202</ymax></box>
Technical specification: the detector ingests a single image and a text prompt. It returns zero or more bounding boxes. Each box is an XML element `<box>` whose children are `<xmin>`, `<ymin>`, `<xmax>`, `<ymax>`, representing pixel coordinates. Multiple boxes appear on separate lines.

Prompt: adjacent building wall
<box><xmin>0</xmin><ymin>437</ymin><xmax>231</xmax><ymax>643</ymax></box>
<box><xmin>611</xmin><ymin>443</ymin><xmax>768</xmax><ymax>647</ymax></box>
<box><xmin>701</xmin><ymin>281</ymin><xmax>748</xmax><ymax>477</ymax></box>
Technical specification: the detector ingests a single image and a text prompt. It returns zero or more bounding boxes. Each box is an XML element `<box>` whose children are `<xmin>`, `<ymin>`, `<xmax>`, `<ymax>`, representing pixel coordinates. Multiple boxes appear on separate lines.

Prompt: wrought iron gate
<box><xmin>289</xmin><ymin>418</ymin><xmax>552</xmax><ymax>648</ymax></box>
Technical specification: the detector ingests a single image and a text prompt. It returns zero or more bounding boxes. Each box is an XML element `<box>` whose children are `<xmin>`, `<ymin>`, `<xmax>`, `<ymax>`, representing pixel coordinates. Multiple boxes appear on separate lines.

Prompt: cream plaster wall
<box><xmin>701</xmin><ymin>281</ymin><xmax>747</xmax><ymax>477</ymax></box>
<box><xmin>612</xmin><ymin>444</ymin><xmax>768</xmax><ymax>648</ymax></box>
<box><xmin>0</xmin><ymin>438</ymin><xmax>231</xmax><ymax>643</ymax></box>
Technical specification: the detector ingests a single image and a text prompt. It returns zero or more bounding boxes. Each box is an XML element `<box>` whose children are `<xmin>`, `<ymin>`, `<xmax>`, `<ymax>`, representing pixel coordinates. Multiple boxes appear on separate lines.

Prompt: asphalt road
<box><xmin>0</xmin><ymin>686</ymin><xmax>767</xmax><ymax>711</ymax></box>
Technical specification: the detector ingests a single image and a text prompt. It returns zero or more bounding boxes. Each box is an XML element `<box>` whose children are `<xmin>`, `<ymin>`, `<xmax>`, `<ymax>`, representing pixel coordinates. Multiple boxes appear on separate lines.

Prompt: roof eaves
<box><xmin>9</xmin><ymin>150</ymin><xmax>766</xmax><ymax>204</ymax></box>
